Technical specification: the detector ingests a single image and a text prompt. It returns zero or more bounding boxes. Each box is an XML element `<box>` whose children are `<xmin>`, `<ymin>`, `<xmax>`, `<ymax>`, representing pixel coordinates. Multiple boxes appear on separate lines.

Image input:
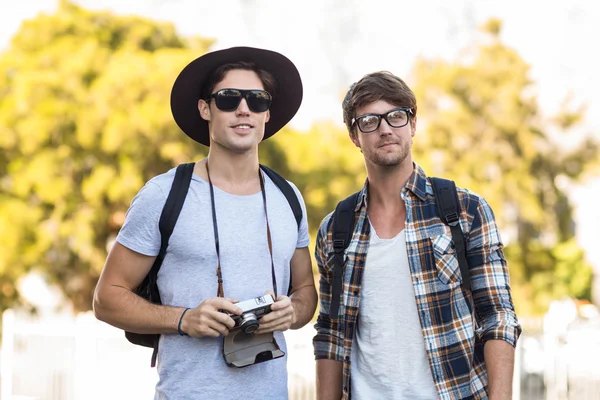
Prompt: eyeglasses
<box><xmin>207</xmin><ymin>88</ymin><xmax>272</xmax><ymax>113</ymax></box>
<box><xmin>351</xmin><ymin>108</ymin><xmax>413</xmax><ymax>133</ymax></box>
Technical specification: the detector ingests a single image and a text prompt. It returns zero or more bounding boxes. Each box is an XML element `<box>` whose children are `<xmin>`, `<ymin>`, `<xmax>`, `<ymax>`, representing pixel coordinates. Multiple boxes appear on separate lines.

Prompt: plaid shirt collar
<box><xmin>354</xmin><ymin>162</ymin><xmax>429</xmax><ymax>212</ymax></box>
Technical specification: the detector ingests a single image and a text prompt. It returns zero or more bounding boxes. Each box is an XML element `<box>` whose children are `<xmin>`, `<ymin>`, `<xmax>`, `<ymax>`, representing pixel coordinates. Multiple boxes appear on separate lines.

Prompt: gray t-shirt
<box><xmin>116</xmin><ymin>165</ymin><xmax>310</xmax><ymax>400</ymax></box>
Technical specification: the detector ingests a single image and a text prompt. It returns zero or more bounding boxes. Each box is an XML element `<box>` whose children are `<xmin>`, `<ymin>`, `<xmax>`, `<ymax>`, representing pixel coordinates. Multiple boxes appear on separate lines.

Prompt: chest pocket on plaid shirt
<box><xmin>430</xmin><ymin>234</ymin><xmax>462</xmax><ymax>286</ymax></box>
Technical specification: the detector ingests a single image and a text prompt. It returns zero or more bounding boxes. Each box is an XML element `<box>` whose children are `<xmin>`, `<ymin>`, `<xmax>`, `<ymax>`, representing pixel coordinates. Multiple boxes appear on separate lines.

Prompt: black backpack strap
<box><xmin>259</xmin><ymin>165</ymin><xmax>304</xmax><ymax>297</ymax></box>
<box><xmin>148</xmin><ymin>162</ymin><xmax>196</xmax><ymax>302</ymax></box>
<box><xmin>158</xmin><ymin>163</ymin><xmax>196</xmax><ymax>253</ymax></box>
<box><xmin>430</xmin><ymin>178</ymin><xmax>471</xmax><ymax>292</ymax></box>
<box><xmin>149</xmin><ymin>162</ymin><xmax>195</xmax><ymax>366</ymax></box>
<box><xmin>259</xmin><ymin>165</ymin><xmax>302</xmax><ymax>229</ymax></box>
<box><xmin>329</xmin><ymin>192</ymin><xmax>361</xmax><ymax>319</ymax></box>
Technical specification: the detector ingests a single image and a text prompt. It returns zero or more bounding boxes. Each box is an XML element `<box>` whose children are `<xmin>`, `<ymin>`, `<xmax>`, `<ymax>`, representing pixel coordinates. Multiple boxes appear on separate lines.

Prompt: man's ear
<box><xmin>350</xmin><ymin>131</ymin><xmax>361</xmax><ymax>149</ymax></box>
<box><xmin>411</xmin><ymin>115</ymin><xmax>417</xmax><ymax>137</ymax></box>
<box><xmin>198</xmin><ymin>99</ymin><xmax>211</xmax><ymax>121</ymax></box>
<box><xmin>265</xmin><ymin>109</ymin><xmax>270</xmax><ymax>123</ymax></box>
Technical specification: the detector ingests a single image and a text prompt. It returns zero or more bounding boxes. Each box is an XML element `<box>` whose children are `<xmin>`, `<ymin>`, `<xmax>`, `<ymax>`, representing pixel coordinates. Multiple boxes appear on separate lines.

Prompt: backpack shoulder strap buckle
<box><xmin>333</xmin><ymin>238</ymin><xmax>345</xmax><ymax>251</ymax></box>
<box><xmin>445</xmin><ymin>212</ymin><xmax>459</xmax><ymax>226</ymax></box>
<box><xmin>430</xmin><ymin>177</ymin><xmax>472</xmax><ymax>293</ymax></box>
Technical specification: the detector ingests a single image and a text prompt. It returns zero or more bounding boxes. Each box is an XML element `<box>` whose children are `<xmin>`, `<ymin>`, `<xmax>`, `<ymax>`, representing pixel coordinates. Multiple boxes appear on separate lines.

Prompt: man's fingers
<box><xmin>270</xmin><ymin>305</ymin><xmax>294</xmax><ymax>322</ymax></box>
<box><xmin>257</xmin><ymin>312</ymin><xmax>293</xmax><ymax>331</ymax></box>
<box><xmin>206</xmin><ymin>297</ymin><xmax>238</xmax><ymax>305</ymax></box>
<box><xmin>256</xmin><ymin>321</ymin><xmax>279</xmax><ymax>331</ymax></box>
<box><xmin>256</xmin><ymin>321</ymin><xmax>288</xmax><ymax>335</ymax></box>
<box><xmin>211</xmin><ymin>298</ymin><xmax>242</xmax><ymax>315</ymax></box>
<box><xmin>200</xmin><ymin>325</ymin><xmax>224</xmax><ymax>338</ymax></box>
<box><xmin>210</xmin><ymin>310</ymin><xmax>236</xmax><ymax>329</ymax></box>
<box><xmin>206</xmin><ymin>318</ymin><xmax>231</xmax><ymax>336</ymax></box>
<box><xmin>270</xmin><ymin>297</ymin><xmax>291</xmax><ymax>311</ymax></box>
<box><xmin>259</xmin><ymin>309</ymin><xmax>283</xmax><ymax>324</ymax></box>
<box><xmin>224</xmin><ymin>297</ymin><xmax>239</xmax><ymax>303</ymax></box>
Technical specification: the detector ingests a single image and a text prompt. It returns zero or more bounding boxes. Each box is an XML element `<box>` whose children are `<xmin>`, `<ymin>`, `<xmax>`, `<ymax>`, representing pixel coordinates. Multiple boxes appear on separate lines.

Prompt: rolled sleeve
<box><xmin>480</xmin><ymin>311</ymin><xmax>521</xmax><ymax>347</ymax></box>
<box><xmin>313</xmin><ymin>213</ymin><xmax>345</xmax><ymax>361</ymax></box>
<box><xmin>467</xmin><ymin>197</ymin><xmax>522</xmax><ymax>347</ymax></box>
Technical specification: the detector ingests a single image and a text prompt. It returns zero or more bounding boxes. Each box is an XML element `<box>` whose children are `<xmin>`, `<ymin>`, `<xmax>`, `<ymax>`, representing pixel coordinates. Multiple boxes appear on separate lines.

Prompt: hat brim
<box><xmin>170</xmin><ymin>47</ymin><xmax>303</xmax><ymax>146</ymax></box>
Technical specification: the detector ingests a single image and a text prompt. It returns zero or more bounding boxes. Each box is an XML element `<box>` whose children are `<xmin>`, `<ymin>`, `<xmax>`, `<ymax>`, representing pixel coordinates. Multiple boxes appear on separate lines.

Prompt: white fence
<box><xmin>0</xmin><ymin>310</ymin><xmax>316</xmax><ymax>400</ymax></box>
<box><xmin>516</xmin><ymin>306</ymin><xmax>600</xmax><ymax>400</ymax></box>
<box><xmin>2</xmin><ymin>307</ymin><xmax>599</xmax><ymax>400</ymax></box>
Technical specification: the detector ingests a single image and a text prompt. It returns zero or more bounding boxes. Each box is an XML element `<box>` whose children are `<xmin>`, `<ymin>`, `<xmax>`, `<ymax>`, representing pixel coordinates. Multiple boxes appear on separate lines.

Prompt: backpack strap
<box><xmin>259</xmin><ymin>164</ymin><xmax>304</xmax><ymax>296</ymax></box>
<box><xmin>149</xmin><ymin>162</ymin><xmax>195</xmax><ymax>366</ymax></box>
<box><xmin>430</xmin><ymin>178</ymin><xmax>471</xmax><ymax>292</ymax></box>
<box><xmin>147</xmin><ymin>162</ymin><xmax>195</xmax><ymax>303</ymax></box>
<box><xmin>329</xmin><ymin>192</ymin><xmax>361</xmax><ymax>319</ymax></box>
<box><xmin>327</xmin><ymin>180</ymin><xmax>470</xmax><ymax>321</ymax></box>
<box><xmin>259</xmin><ymin>164</ymin><xmax>302</xmax><ymax>229</ymax></box>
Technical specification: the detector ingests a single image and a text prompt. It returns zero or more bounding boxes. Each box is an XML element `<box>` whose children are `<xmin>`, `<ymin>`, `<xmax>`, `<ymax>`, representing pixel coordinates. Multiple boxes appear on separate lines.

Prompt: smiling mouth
<box><xmin>231</xmin><ymin>124</ymin><xmax>253</xmax><ymax>129</ymax></box>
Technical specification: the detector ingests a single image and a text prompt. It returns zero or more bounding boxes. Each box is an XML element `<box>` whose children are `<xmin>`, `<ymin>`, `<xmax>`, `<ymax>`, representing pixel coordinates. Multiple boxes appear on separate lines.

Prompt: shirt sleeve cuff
<box><xmin>313</xmin><ymin>334</ymin><xmax>344</xmax><ymax>361</ymax></box>
<box><xmin>481</xmin><ymin>322</ymin><xmax>522</xmax><ymax>347</ymax></box>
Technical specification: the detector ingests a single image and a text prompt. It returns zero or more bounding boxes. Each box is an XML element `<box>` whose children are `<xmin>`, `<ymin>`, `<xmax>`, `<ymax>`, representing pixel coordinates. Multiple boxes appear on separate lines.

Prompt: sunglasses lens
<box><xmin>214</xmin><ymin>89</ymin><xmax>242</xmax><ymax>111</ymax></box>
<box><xmin>212</xmin><ymin>89</ymin><xmax>271</xmax><ymax>113</ymax></box>
<box><xmin>246</xmin><ymin>90</ymin><xmax>272</xmax><ymax>113</ymax></box>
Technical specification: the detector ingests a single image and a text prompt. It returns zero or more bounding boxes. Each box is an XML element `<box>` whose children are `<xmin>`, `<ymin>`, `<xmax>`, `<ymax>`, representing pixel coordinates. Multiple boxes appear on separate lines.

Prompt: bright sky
<box><xmin>1</xmin><ymin>0</ymin><xmax>599</xmax><ymax>268</ymax></box>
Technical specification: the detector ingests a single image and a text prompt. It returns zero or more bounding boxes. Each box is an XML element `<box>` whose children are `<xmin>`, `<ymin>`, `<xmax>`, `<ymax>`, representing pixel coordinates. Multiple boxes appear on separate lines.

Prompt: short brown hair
<box><xmin>342</xmin><ymin>71</ymin><xmax>417</xmax><ymax>136</ymax></box>
<box><xmin>201</xmin><ymin>61</ymin><xmax>277</xmax><ymax>99</ymax></box>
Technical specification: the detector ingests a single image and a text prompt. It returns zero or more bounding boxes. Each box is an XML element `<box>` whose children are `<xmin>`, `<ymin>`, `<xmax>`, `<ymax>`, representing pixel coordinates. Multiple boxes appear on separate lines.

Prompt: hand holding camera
<box><xmin>179</xmin><ymin>291</ymin><xmax>295</xmax><ymax>338</ymax></box>
<box><xmin>254</xmin><ymin>291</ymin><xmax>296</xmax><ymax>335</ymax></box>
<box><xmin>227</xmin><ymin>294</ymin><xmax>276</xmax><ymax>334</ymax></box>
<box><xmin>179</xmin><ymin>297</ymin><xmax>242</xmax><ymax>338</ymax></box>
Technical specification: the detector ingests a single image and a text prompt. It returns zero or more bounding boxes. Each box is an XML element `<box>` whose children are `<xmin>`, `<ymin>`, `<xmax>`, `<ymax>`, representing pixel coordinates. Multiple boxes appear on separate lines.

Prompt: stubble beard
<box><xmin>368</xmin><ymin>139</ymin><xmax>411</xmax><ymax>167</ymax></box>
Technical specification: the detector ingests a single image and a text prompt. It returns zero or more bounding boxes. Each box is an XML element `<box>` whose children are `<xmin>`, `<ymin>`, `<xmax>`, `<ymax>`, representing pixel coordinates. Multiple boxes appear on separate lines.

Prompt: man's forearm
<box><xmin>290</xmin><ymin>284</ymin><xmax>317</xmax><ymax>329</ymax></box>
<box><xmin>93</xmin><ymin>284</ymin><xmax>184</xmax><ymax>334</ymax></box>
<box><xmin>316</xmin><ymin>359</ymin><xmax>343</xmax><ymax>400</ymax></box>
<box><xmin>484</xmin><ymin>339</ymin><xmax>516</xmax><ymax>399</ymax></box>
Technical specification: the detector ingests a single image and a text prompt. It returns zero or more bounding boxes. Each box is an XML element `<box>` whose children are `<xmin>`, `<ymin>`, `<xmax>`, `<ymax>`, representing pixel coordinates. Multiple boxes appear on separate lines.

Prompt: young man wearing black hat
<box><xmin>93</xmin><ymin>47</ymin><xmax>317</xmax><ymax>400</ymax></box>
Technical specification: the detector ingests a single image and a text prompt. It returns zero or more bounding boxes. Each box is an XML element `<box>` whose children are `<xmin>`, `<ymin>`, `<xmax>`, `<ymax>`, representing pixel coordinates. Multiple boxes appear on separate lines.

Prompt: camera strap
<box><xmin>206</xmin><ymin>161</ymin><xmax>278</xmax><ymax>298</ymax></box>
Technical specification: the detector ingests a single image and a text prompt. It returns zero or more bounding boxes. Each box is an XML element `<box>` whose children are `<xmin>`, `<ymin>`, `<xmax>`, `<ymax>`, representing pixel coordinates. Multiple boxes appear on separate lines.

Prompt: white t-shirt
<box><xmin>351</xmin><ymin>225</ymin><xmax>438</xmax><ymax>399</ymax></box>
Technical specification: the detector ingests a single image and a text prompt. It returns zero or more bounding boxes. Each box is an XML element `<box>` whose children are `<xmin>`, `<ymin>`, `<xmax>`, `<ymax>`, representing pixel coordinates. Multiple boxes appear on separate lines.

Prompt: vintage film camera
<box><xmin>228</xmin><ymin>294</ymin><xmax>275</xmax><ymax>334</ymax></box>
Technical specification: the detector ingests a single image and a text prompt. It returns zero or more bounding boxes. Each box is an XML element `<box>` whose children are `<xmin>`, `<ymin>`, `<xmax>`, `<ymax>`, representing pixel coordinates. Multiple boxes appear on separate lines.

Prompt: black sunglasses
<box><xmin>352</xmin><ymin>108</ymin><xmax>413</xmax><ymax>133</ymax></box>
<box><xmin>207</xmin><ymin>88</ymin><xmax>272</xmax><ymax>113</ymax></box>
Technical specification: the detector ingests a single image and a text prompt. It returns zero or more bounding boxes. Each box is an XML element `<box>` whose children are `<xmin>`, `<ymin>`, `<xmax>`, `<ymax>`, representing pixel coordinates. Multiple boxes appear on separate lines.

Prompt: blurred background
<box><xmin>0</xmin><ymin>0</ymin><xmax>599</xmax><ymax>399</ymax></box>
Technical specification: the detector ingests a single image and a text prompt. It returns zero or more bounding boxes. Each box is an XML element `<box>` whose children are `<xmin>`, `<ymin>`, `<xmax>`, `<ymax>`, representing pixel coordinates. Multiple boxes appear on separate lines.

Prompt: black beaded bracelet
<box><xmin>178</xmin><ymin>308</ymin><xmax>191</xmax><ymax>336</ymax></box>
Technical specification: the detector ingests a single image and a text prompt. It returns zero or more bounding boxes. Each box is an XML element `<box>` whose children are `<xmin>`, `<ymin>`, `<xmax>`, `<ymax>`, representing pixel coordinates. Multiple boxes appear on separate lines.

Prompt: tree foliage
<box><xmin>0</xmin><ymin>1</ymin><xmax>363</xmax><ymax>313</ymax></box>
<box><xmin>0</xmin><ymin>5</ymin><xmax>596</xmax><ymax>317</ymax></box>
<box><xmin>410</xmin><ymin>19</ymin><xmax>598</xmax><ymax>315</ymax></box>
<box><xmin>0</xmin><ymin>1</ymin><xmax>213</xmax><ymax>311</ymax></box>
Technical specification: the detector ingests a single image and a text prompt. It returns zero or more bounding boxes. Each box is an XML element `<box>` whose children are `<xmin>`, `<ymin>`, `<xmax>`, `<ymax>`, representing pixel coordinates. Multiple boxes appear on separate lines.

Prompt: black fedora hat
<box><xmin>170</xmin><ymin>46</ymin><xmax>303</xmax><ymax>146</ymax></box>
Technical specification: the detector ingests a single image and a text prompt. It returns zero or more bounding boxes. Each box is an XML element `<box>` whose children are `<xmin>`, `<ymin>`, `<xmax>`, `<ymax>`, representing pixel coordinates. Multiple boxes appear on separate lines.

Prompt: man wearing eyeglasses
<box><xmin>313</xmin><ymin>71</ymin><xmax>521</xmax><ymax>400</ymax></box>
<box><xmin>93</xmin><ymin>47</ymin><xmax>317</xmax><ymax>400</ymax></box>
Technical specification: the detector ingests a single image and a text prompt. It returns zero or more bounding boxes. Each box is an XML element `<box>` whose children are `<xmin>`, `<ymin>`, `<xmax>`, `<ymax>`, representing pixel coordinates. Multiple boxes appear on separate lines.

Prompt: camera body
<box><xmin>230</xmin><ymin>294</ymin><xmax>275</xmax><ymax>334</ymax></box>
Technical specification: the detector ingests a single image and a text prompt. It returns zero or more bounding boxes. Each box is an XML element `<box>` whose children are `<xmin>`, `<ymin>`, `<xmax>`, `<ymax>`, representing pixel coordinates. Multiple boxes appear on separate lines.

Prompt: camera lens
<box><xmin>240</xmin><ymin>313</ymin><xmax>259</xmax><ymax>334</ymax></box>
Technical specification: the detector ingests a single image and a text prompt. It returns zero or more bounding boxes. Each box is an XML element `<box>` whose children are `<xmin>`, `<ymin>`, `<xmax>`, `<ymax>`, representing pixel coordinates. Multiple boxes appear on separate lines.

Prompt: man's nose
<box><xmin>377</xmin><ymin>117</ymin><xmax>393</xmax><ymax>135</ymax></box>
<box><xmin>235</xmin><ymin>98</ymin><xmax>251</xmax><ymax>116</ymax></box>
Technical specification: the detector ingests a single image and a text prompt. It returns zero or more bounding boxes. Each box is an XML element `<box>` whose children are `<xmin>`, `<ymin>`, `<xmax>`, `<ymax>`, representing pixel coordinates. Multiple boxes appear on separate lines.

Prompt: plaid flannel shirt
<box><xmin>313</xmin><ymin>163</ymin><xmax>521</xmax><ymax>400</ymax></box>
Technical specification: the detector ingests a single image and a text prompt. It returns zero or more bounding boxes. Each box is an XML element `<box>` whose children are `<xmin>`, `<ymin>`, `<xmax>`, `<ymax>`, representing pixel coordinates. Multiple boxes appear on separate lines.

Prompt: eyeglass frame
<box><xmin>206</xmin><ymin>88</ymin><xmax>273</xmax><ymax>113</ymax></box>
<box><xmin>351</xmin><ymin>107</ymin><xmax>414</xmax><ymax>133</ymax></box>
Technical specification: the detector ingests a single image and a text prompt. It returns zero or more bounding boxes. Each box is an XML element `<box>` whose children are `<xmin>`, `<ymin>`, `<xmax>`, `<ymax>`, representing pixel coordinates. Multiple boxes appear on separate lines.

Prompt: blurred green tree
<box><xmin>1</xmin><ymin>2</ymin><xmax>596</xmax><ymax>319</ymax></box>
<box><xmin>410</xmin><ymin>18</ymin><xmax>599</xmax><ymax>315</ymax></box>
<box><xmin>0</xmin><ymin>0</ymin><xmax>218</xmax><ymax>312</ymax></box>
<box><xmin>268</xmin><ymin>123</ymin><xmax>365</xmax><ymax>237</ymax></box>
<box><xmin>0</xmin><ymin>1</ymin><xmax>362</xmax><ymax>314</ymax></box>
